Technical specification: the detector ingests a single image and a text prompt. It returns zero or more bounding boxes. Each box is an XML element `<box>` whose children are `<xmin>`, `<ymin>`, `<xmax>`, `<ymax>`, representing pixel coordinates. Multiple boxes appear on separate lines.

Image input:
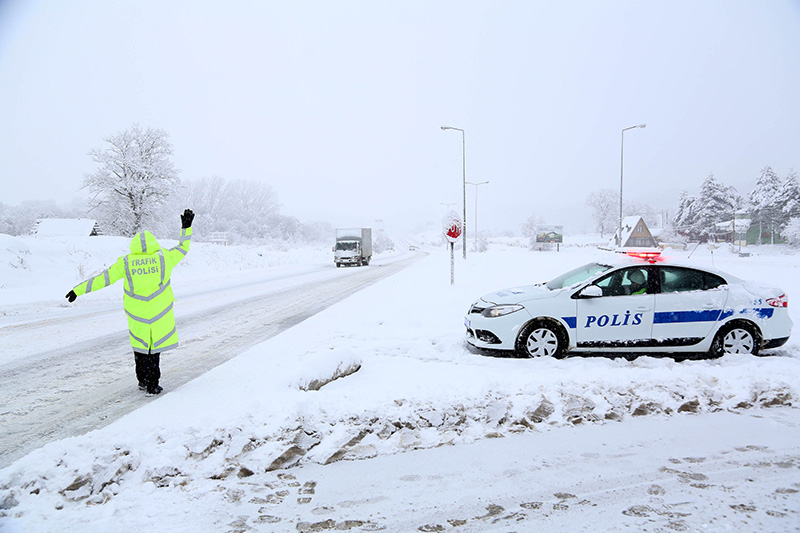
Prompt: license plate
<box><xmin>464</xmin><ymin>317</ymin><xmax>471</xmax><ymax>329</ymax></box>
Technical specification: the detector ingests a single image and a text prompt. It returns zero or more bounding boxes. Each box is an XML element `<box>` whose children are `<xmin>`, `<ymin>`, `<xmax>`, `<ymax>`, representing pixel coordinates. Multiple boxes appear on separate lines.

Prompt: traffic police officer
<box><xmin>66</xmin><ymin>209</ymin><xmax>194</xmax><ymax>395</ymax></box>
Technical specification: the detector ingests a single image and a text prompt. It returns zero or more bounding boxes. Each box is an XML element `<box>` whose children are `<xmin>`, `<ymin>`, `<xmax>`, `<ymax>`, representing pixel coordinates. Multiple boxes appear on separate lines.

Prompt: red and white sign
<box><xmin>442</xmin><ymin>211</ymin><xmax>462</xmax><ymax>243</ymax></box>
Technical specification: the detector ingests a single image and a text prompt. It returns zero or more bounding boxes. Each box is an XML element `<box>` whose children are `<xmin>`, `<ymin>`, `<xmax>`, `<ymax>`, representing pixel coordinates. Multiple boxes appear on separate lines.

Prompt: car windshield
<box><xmin>546</xmin><ymin>262</ymin><xmax>613</xmax><ymax>290</ymax></box>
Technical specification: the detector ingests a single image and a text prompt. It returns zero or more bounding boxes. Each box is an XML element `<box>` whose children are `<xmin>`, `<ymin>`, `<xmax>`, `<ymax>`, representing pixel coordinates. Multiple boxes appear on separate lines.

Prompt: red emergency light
<box><xmin>625</xmin><ymin>250</ymin><xmax>662</xmax><ymax>263</ymax></box>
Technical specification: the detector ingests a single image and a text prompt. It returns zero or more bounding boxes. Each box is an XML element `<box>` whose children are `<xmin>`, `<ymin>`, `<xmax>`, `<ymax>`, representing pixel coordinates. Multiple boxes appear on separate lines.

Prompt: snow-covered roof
<box><xmin>34</xmin><ymin>218</ymin><xmax>98</xmax><ymax>237</ymax></box>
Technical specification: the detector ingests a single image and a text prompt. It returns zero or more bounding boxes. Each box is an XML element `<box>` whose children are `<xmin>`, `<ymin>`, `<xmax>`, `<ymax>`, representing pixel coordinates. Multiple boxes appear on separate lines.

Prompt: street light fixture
<box><xmin>441</xmin><ymin>125</ymin><xmax>467</xmax><ymax>259</ymax></box>
<box><xmin>618</xmin><ymin>123</ymin><xmax>646</xmax><ymax>246</ymax></box>
<box><xmin>466</xmin><ymin>181</ymin><xmax>489</xmax><ymax>251</ymax></box>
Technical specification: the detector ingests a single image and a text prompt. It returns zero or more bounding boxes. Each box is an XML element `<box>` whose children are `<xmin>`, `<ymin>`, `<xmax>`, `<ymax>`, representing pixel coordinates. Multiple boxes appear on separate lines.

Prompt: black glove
<box><xmin>181</xmin><ymin>209</ymin><xmax>195</xmax><ymax>229</ymax></box>
<box><xmin>66</xmin><ymin>290</ymin><xmax>77</xmax><ymax>303</ymax></box>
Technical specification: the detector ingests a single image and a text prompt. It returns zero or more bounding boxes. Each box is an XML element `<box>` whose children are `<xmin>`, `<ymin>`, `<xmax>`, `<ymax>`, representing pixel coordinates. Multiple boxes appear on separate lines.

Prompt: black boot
<box><xmin>139</xmin><ymin>352</ymin><xmax>162</xmax><ymax>395</ymax></box>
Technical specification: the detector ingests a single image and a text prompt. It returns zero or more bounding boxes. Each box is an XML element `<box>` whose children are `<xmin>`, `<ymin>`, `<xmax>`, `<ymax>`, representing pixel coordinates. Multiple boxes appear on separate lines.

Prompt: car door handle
<box><xmin>635</xmin><ymin>306</ymin><xmax>651</xmax><ymax>311</ymax></box>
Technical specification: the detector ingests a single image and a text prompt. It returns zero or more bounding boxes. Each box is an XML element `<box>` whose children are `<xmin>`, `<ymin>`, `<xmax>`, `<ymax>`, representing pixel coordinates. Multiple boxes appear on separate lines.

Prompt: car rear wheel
<box><xmin>709</xmin><ymin>321</ymin><xmax>760</xmax><ymax>358</ymax></box>
<box><xmin>515</xmin><ymin>321</ymin><xmax>565</xmax><ymax>359</ymax></box>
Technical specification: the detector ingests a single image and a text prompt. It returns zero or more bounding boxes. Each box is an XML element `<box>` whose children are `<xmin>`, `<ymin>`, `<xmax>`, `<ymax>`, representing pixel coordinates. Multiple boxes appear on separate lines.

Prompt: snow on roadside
<box><xmin>1</xmin><ymin>239</ymin><xmax>799</xmax><ymax>531</ymax></box>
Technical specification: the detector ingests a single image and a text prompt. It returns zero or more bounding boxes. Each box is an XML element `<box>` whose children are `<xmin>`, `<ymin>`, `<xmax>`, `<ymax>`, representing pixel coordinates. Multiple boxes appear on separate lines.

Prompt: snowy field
<box><xmin>1</xmin><ymin>234</ymin><xmax>800</xmax><ymax>532</ymax></box>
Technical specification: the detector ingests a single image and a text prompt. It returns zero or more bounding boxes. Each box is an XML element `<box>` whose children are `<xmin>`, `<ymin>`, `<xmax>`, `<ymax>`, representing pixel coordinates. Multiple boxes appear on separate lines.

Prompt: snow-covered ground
<box><xmin>1</xmin><ymin>235</ymin><xmax>800</xmax><ymax>532</ymax></box>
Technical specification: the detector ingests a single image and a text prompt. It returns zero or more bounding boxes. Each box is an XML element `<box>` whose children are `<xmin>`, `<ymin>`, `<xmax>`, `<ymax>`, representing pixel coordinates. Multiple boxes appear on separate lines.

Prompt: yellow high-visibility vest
<box><xmin>73</xmin><ymin>227</ymin><xmax>192</xmax><ymax>354</ymax></box>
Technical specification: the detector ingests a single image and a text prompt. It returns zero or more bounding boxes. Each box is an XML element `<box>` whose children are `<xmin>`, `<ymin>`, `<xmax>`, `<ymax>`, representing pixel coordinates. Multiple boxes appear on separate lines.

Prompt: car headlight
<box><xmin>482</xmin><ymin>305</ymin><xmax>524</xmax><ymax>318</ymax></box>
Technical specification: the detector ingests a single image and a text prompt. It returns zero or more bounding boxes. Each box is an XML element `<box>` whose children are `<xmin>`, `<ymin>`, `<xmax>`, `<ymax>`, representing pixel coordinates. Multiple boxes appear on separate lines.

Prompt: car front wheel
<box><xmin>515</xmin><ymin>321</ymin><xmax>565</xmax><ymax>359</ymax></box>
<box><xmin>709</xmin><ymin>321</ymin><xmax>760</xmax><ymax>358</ymax></box>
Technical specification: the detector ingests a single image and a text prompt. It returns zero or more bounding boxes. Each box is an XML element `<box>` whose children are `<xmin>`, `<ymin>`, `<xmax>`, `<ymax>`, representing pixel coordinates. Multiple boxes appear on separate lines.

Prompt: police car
<box><xmin>465</xmin><ymin>252</ymin><xmax>792</xmax><ymax>359</ymax></box>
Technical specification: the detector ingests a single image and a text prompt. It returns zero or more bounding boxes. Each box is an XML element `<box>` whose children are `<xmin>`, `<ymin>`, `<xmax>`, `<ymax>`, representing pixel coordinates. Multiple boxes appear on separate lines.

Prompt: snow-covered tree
<box><xmin>183</xmin><ymin>176</ymin><xmax>340</xmax><ymax>244</ymax></box>
<box><xmin>221</xmin><ymin>179</ymin><xmax>281</xmax><ymax>225</ymax></box>
<box><xmin>673</xmin><ymin>189</ymin><xmax>699</xmax><ymax>235</ymax></box>
<box><xmin>748</xmin><ymin>166</ymin><xmax>782</xmax><ymax>243</ymax></box>
<box><xmin>300</xmin><ymin>220</ymin><xmax>335</xmax><ymax>244</ymax></box>
<box><xmin>182</xmin><ymin>177</ymin><xmax>281</xmax><ymax>241</ymax></box>
<box><xmin>695</xmin><ymin>174</ymin><xmax>737</xmax><ymax>237</ymax></box>
<box><xmin>624</xmin><ymin>200</ymin><xmax>660</xmax><ymax>229</ymax></box>
<box><xmin>84</xmin><ymin>124</ymin><xmax>180</xmax><ymax>236</ymax></box>
<box><xmin>184</xmin><ymin>176</ymin><xmax>227</xmax><ymax>227</ymax></box>
<box><xmin>778</xmin><ymin>168</ymin><xmax>800</xmax><ymax>228</ymax></box>
<box><xmin>585</xmin><ymin>189</ymin><xmax>617</xmax><ymax>237</ymax></box>
<box><xmin>783</xmin><ymin>217</ymin><xmax>800</xmax><ymax>246</ymax></box>
<box><xmin>520</xmin><ymin>214</ymin><xmax>544</xmax><ymax>238</ymax></box>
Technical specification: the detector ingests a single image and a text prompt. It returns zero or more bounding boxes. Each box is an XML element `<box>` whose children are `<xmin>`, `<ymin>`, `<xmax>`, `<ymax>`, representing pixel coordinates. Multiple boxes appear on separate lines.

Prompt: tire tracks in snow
<box><xmin>0</xmin><ymin>255</ymin><xmax>422</xmax><ymax>469</ymax></box>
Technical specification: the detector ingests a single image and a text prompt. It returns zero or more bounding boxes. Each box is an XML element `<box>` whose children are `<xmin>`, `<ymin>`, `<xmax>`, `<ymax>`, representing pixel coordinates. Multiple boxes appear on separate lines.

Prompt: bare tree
<box><xmin>84</xmin><ymin>124</ymin><xmax>180</xmax><ymax>236</ymax></box>
<box><xmin>585</xmin><ymin>189</ymin><xmax>617</xmax><ymax>237</ymax></box>
<box><xmin>220</xmin><ymin>179</ymin><xmax>280</xmax><ymax>224</ymax></box>
<box><xmin>184</xmin><ymin>177</ymin><xmax>283</xmax><ymax>242</ymax></box>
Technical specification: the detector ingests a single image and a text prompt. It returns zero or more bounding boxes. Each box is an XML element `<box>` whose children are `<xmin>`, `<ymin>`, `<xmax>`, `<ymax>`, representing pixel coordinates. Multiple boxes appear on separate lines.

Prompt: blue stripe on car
<box><xmin>562</xmin><ymin>316</ymin><xmax>577</xmax><ymax>328</ymax></box>
<box><xmin>719</xmin><ymin>307</ymin><xmax>774</xmax><ymax>320</ymax></box>
<box><xmin>653</xmin><ymin>310</ymin><xmax>722</xmax><ymax>324</ymax></box>
<box><xmin>652</xmin><ymin>308</ymin><xmax>774</xmax><ymax>324</ymax></box>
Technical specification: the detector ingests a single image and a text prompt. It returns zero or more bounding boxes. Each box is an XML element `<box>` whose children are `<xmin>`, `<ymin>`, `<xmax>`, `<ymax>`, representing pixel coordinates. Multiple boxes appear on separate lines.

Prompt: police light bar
<box><xmin>624</xmin><ymin>249</ymin><xmax>661</xmax><ymax>263</ymax></box>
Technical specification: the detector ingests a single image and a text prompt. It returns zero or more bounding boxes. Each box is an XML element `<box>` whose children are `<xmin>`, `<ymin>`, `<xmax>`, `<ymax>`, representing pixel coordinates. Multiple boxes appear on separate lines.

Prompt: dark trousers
<box><xmin>135</xmin><ymin>352</ymin><xmax>161</xmax><ymax>388</ymax></box>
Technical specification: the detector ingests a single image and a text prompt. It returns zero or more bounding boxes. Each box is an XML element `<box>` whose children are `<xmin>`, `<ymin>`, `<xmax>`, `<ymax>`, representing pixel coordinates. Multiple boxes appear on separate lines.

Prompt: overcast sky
<box><xmin>1</xmin><ymin>1</ymin><xmax>798</xmax><ymax>233</ymax></box>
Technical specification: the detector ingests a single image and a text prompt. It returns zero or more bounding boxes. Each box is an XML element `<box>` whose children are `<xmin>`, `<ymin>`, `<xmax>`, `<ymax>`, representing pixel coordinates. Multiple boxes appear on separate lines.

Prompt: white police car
<box><xmin>465</xmin><ymin>252</ymin><xmax>792</xmax><ymax>358</ymax></box>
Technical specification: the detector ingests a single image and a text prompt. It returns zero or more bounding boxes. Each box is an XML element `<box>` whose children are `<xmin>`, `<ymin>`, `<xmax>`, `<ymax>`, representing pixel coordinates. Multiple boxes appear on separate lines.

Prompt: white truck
<box><xmin>334</xmin><ymin>228</ymin><xmax>372</xmax><ymax>267</ymax></box>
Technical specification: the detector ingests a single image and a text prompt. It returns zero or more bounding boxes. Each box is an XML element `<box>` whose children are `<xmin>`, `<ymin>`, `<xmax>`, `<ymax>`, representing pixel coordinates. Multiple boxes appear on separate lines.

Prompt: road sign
<box><xmin>443</xmin><ymin>211</ymin><xmax>462</xmax><ymax>243</ymax></box>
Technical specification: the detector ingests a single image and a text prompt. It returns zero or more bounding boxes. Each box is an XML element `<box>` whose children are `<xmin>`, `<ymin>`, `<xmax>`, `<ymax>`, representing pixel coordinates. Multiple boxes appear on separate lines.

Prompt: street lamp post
<box><xmin>441</xmin><ymin>125</ymin><xmax>467</xmax><ymax>259</ymax></box>
<box><xmin>466</xmin><ymin>181</ymin><xmax>489</xmax><ymax>251</ymax></box>
<box><xmin>618</xmin><ymin>123</ymin><xmax>646</xmax><ymax>246</ymax></box>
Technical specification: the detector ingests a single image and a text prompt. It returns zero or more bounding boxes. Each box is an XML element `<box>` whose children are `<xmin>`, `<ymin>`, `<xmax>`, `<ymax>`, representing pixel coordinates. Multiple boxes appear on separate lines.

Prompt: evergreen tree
<box><xmin>778</xmin><ymin>168</ymin><xmax>800</xmax><ymax>227</ymax></box>
<box><xmin>748</xmin><ymin>165</ymin><xmax>783</xmax><ymax>244</ymax></box>
<box><xmin>673</xmin><ymin>189</ymin><xmax>699</xmax><ymax>235</ymax></box>
<box><xmin>695</xmin><ymin>174</ymin><xmax>736</xmax><ymax>237</ymax></box>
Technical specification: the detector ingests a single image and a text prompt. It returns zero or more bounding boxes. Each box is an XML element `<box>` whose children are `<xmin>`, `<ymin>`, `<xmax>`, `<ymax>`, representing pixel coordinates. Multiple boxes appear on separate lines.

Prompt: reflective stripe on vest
<box><xmin>129</xmin><ymin>329</ymin><xmax>148</xmax><ymax>348</ymax></box>
<box><xmin>88</xmin><ymin>268</ymin><xmax>111</xmax><ymax>293</ymax></box>
<box><xmin>158</xmin><ymin>250</ymin><xmax>166</xmax><ymax>286</ymax></box>
<box><xmin>124</xmin><ymin>257</ymin><xmax>134</xmax><ymax>292</ymax></box>
<box><xmin>126</xmin><ymin>302</ymin><xmax>174</xmax><ymax>325</ymax></box>
<box><xmin>154</xmin><ymin>326</ymin><xmax>177</xmax><ymax>348</ymax></box>
<box><xmin>140</xmin><ymin>233</ymin><xmax>148</xmax><ymax>253</ymax></box>
<box><xmin>124</xmin><ymin>280</ymin><xmax>171</xmax><ymax>301</ymax></box>
<box><xmin>154</xmin><ymin>341</ymin><xmax>178</xmax><ymax>353</ymax></box>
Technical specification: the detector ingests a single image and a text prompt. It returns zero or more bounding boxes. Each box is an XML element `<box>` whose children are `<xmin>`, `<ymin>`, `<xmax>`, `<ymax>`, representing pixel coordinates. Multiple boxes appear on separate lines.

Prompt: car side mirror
<box><xmin>578</xmin><ymin>285</ymin><xmax>603</xmax><ymax>298</ymax></box>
